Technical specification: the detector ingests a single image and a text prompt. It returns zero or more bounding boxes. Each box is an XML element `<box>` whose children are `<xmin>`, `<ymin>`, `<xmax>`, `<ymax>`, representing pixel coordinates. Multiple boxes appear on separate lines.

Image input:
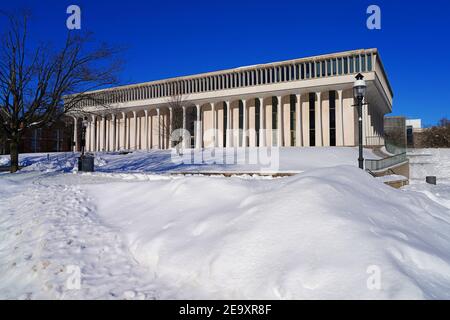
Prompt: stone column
<box><xmin>122</xmin><ymin>112</ymin><xmax>127</xmax><ymax>150</ymax></box>
<box><xmin>73</xmin><ymin>117</ymin><xmax>78</xmax><ymax>152</ymax></box>
<box><xmin>195</xmin><ymin>104</ymin><xmax>201</xmax><ymax>149</ymax></box>
<box><xmin>112</xmin><ymin>114</ymin><xmax>116</xmax><ymax>151</ymax></box>
<box><xmin>156</xmin><ymin>108</ymin><xmax>161</xmax><ymax>149</ymax></box>
<box><xmin>101</xmin><ymin>116</ymin><xmax>106</xmax><ymax>151</ymax></box>
<box><xmin>144</xmin><ymin>110</ymin><xmax>149</xmax><ymax>150</ymax></box>
<box><xmin>106</xmin><ymin>118</ymin><xmax>110</xmax><ymax>151</ymax></box>
<box><xmin>302</xmin><ymin>94</ymin><xmax>309</xmax><ymax>147</ymax></box>
<box><xmin>363</xmin><ymin>100</ymin><xmax>368</xmax><ymax>147</ymax></box>
<box><xmin>133</xmin><ymin>111</ymin><xmax>138</xmax><ymax>150</ymax></box>
<box><xmin>316</xmin><ymin>92</ymin><xmax>323</xmax><ymax>146</ymax></box>
<box><xmin>277</xmin><ymin>95</ymin><xmax>282</xmax><ymax>147</ymax></box>
<box><xmin>259</xmin><ymin>97</ymin><xmax>265</xmax><ymax>147</ymax></box>
<box><xmin>336</xmin><ymin>90</ymin><xmax>344</xmax><ymax>146</ymax></box>
<box><xmin>296</xmin><ymin>94</ymin><xmax>302</xmax><ymax>146</ymax></box>
<box><xmin>86</xmin><ymin>119</ymin><xmax>91</xmax><ymax>152</ymax></box>
<box><xmin>225</xmin><ymin>100</ymin><xmax>231</xmax><ymax>147</ymax></box>
<box><xmin>242</xmin><ymin>99</ymin><xmax>247</xmax><ymax>147</ymax></box>
<box><xmin>211</xmin><ymin>102</ymin><xmax>216</xmax><ymax>147</ymax></box>
<box><xmin>169</xmin><ymin>107</ymin><xmax>173</xmax><ymax>148</ymax></box>
<box><xmin>127</xmin><ymin>114</ymin><xmax>131</xmax><ymax>149</ymax></box>
<box><xmin>182</xmin><ymin>106</ymin><xmax>187</xmax><ymax>149</ymax></box>
<box><xmin>91</xmin><ymin>115</ymin><xmax>97</xmax><ymax>152</ymax></box>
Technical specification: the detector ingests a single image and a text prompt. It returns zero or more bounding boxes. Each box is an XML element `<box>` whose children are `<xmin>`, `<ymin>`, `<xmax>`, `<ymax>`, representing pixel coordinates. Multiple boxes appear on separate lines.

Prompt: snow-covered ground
<box><xmin>408</xmin><ymin>149</ymin><xmax>450</xmax><ymax>184</ymax></box>
<box><xmin>1</xmin><ymin>148</ymin><xmax>450</xmax><ymax>299</ymax></box>
<box><xmin>0</xmin><ymin>147</ymin><xmax>379</xmax><ymax>174</ymax></box>
<box><xmin>403</xmin><ymin>148</ymin><xmax>450</xmax><ymax>220</ymax></box>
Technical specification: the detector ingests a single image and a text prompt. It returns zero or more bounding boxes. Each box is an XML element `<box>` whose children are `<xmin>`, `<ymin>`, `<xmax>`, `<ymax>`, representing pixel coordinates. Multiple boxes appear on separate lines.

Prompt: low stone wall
<box><xmin>370</xmin><ymin>160</ymin><xmax>410</xmax><ymax>179</ymax></box>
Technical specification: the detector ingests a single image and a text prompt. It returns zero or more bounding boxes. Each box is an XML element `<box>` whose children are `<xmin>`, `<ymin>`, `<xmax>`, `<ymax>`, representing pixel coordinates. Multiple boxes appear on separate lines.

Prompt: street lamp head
<box><xmin>82</xmin><ymin>117</ymin><xmax>89</xmax><ymax>128</ymax></box>
<box><xmin>353</xmin><ymin>73</ymin><xmax>366</xmax><ymax>101</ymax></box>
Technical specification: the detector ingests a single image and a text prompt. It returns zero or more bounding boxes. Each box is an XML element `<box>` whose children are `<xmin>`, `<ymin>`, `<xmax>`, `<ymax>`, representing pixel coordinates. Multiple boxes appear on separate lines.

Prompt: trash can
<box><xmin>426</xmin><ymin>176</ymin><xmax>437</xmax><ymax>185</ymax></box>
<box><xmin>78</xmin><ymin>155</ymin><xmax>95</xmax><ymax>172</ymax></box>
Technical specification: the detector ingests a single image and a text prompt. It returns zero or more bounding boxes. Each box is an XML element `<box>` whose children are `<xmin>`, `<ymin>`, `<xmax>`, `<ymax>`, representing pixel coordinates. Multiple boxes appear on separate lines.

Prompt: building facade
<box><xmin>0</xmin><ymin>120</ymin><xmax>72</xmax><ymax>155</ymax></box>
<box><xmin>69</xmin><ymin>48</ymin><xmax>393</xmax><ymax>152</ymax></box>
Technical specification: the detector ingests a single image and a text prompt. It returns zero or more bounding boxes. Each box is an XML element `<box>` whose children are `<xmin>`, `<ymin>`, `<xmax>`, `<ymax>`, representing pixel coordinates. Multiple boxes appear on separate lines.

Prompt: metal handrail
<box><xmin>365</xmin><ymin>152</ymin><xmax>407</xmax><ymax>171</ymax></box>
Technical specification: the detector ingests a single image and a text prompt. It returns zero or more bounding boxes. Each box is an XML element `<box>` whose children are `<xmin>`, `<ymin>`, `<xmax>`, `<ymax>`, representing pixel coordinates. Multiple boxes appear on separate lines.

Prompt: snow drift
<box><xmin>88</xmin><ymin>166</ymin><xmax>450</xmax><ymax>299</ymax></box>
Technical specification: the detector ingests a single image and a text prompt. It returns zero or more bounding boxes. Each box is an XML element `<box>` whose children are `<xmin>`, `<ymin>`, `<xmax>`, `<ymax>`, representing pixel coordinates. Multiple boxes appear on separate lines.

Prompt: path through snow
<box><xmin>0</xmin><ymin>172</ymin><xmax>162</xmax><ymax>299</ymax></box>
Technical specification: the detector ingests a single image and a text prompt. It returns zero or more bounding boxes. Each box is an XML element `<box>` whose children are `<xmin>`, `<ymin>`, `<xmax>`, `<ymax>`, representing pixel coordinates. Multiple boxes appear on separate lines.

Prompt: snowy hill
<box><xmin>1</xmin><ymin>148</ymin><xmax>450</xmax><ymax>299</ymax></box>
<box><xmin>88</xmin><ymin>166</ymin><xmax>450</xmax><ymax>299</ymax></box>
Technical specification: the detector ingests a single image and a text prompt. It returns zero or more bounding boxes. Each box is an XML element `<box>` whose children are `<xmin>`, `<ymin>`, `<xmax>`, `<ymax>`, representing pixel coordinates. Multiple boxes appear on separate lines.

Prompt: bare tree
<box><xmin>158</xmin><ymin>94</ymin><xmax>194</xmax><ymax>153</ymax></box>
<box><xmin>420</xmin><ymin>117</ymin><xmax>450</xmax><ymax>148</ymax></box>
<box><xmin>0</xmin><ymin>12</ymin><xmax>122</xmax><ymax>172</ymax></box>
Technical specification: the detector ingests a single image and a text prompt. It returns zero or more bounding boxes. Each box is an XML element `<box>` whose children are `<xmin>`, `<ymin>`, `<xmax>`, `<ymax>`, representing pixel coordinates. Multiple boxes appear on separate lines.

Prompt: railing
<box><xmin>385</xmin><ymin>142</ymin><xmax>406</xmax><ymax>155</ymax></box>
<box><xmin>365</xmin><ymin>152</ymin><xmax>407</xmax><ymax>171</ymax></box>
<box><xmin>71</xmin><ymin>49</ymin><xmax>378</xmax><ymax>108</ymax></box>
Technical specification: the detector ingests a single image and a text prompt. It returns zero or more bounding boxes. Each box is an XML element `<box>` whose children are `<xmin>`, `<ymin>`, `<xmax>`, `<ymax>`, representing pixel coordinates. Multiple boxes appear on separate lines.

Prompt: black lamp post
<box><xmin>78</xmin><ymin>116</ymin><xmax>94</xmax><ymax>172</ymax></box>
<box><xmin>353</xmin><ymin>73</ymin><xmax>367</xmax><ymax>170</ymax></box>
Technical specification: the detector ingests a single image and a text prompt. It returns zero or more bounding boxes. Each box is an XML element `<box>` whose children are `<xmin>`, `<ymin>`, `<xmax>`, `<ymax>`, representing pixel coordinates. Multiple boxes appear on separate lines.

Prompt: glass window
<box><xmin>332</xmin><ymin>59</ymin><xmax>337</xmax><ymax>75</ymax></box>
<box><xmin>367</xmin><ymin>53</ymin><xmax>373</xmax><ymax>71</ymax></box>
<box><xmin>306</xmin><ymin>63</ymin><xmax>310</xmax><ymax>79</ymax></box>
<box><xmin>309</xmin><ymin>93</ymin><xmax>315</xmax><ymax>146</ymax></box>
<box><xmin>316</xmin><ymin>62</ymin><xmax>321</xmax><ymax>77</ymax></box>
<box><xmin>239</xmin><ymin>100</ymin><xmax>243</xmax><ymax>145</ymax></box>
<box><xmin>343</xmin><ymin>57</ymin><xmax>348</xmax><ymax>74</ymax></box>
<box><xmin>255</xmin><ymin>98</ymin><xmax>260</xmax><ymax>146</ymax></box>
<box><xmin>272</xmin><ymin>97</ymin><xmax>278</xmax><ymax>130</ymax></box>
<box><xmin>355</xmin><ymin>55</ymin><xmax>360</xmax><ymax>73</ymax></box>
<box><xmin>361</xmin><ymin>55</ymin><xmax>366</xmax><ymax>72</ymax></box>
<box><xmin>301</xmin><ymin>64</ymin><xmax>305</xmax><ymax>79</ymax></box>
<box><xmin>223</xmin><ymin>102</ymin><xmax>227</xmax><ymax>146</ymax></box>
<box><xmin>338</xmin><ymin>58</ymin><xmax>342</xmax><ymax>75</ymax></box>
<box><xmin>349</xmin><ymin>56</ymin><xmax>354</xmax><ymax>73</ymax></box>
<box><xmin>329</xmin><ymin>91</ymin><xmax>336</xmax><ymax>146</ymax></box>
<box><xmin>322</xmin><ymin>61</ymin><xmax>326</xmax><ymax>77</ymax></box>
<box><xmin>327</xmin><ymin>60</ymin><xmax>331</xmax><ymax>76</ymax></box>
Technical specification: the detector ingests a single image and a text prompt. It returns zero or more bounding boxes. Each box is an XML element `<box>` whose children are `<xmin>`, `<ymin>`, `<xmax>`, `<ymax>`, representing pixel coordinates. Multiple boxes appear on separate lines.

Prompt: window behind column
<box><xmin>239</xmin><ymin>101</ymin><xmax>243</xmax><ymax>146</ymax></box>
<box><xmin>255</xmin><ymin>99</ymin><xmax>260</xmax><ymax>147</ymax></box>
<box><xmin>272</xmin><ymin>96</ymin><xmax>278</xmax><ymax>146</ymax></box>
<box><xmin>367</xmin><ymin>53</ymin><xmax>373</xmax><ymax>71</ymax></box>
<box><xmin>361</xmin><ymin>55</ymin><xmax>366</xmax><ymax>72</ymax></box>
<box><xmin>329</xmin><ymin>91</ymin><xmax>336</xmax><ymax>146</ymax></box>
<box><xmin>223</xmin><ymin>102</ymin><xmax>227</xmax><ymax>147</ymax></box>
<box><xmin>309</xmin><ymin>93</ymin><xmax>315</xmax><ymax>146</ymax></box>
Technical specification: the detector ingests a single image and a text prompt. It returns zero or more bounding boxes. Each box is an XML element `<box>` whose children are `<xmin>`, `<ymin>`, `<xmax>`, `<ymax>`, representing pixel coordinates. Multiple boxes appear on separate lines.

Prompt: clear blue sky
<box><xmin>2</xmin><ymin>0</ymin><xmax>449</xmax><ymax>126</ymax></box>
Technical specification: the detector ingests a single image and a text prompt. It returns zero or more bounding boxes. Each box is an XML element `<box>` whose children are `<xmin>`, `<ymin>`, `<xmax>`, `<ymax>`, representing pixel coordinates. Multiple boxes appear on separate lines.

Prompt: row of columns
<box><xmin>74</xmin><ymin>90</ymin><xmax>350</xmax><ymax>152</ymax></box>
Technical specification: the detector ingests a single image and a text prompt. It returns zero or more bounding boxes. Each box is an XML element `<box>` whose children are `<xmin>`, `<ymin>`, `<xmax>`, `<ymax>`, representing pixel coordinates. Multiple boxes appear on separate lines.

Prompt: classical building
<box><xmin>69</xmin><ymin>48</ymin><xmax>393</xmax><ymax>152</ymax></box>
